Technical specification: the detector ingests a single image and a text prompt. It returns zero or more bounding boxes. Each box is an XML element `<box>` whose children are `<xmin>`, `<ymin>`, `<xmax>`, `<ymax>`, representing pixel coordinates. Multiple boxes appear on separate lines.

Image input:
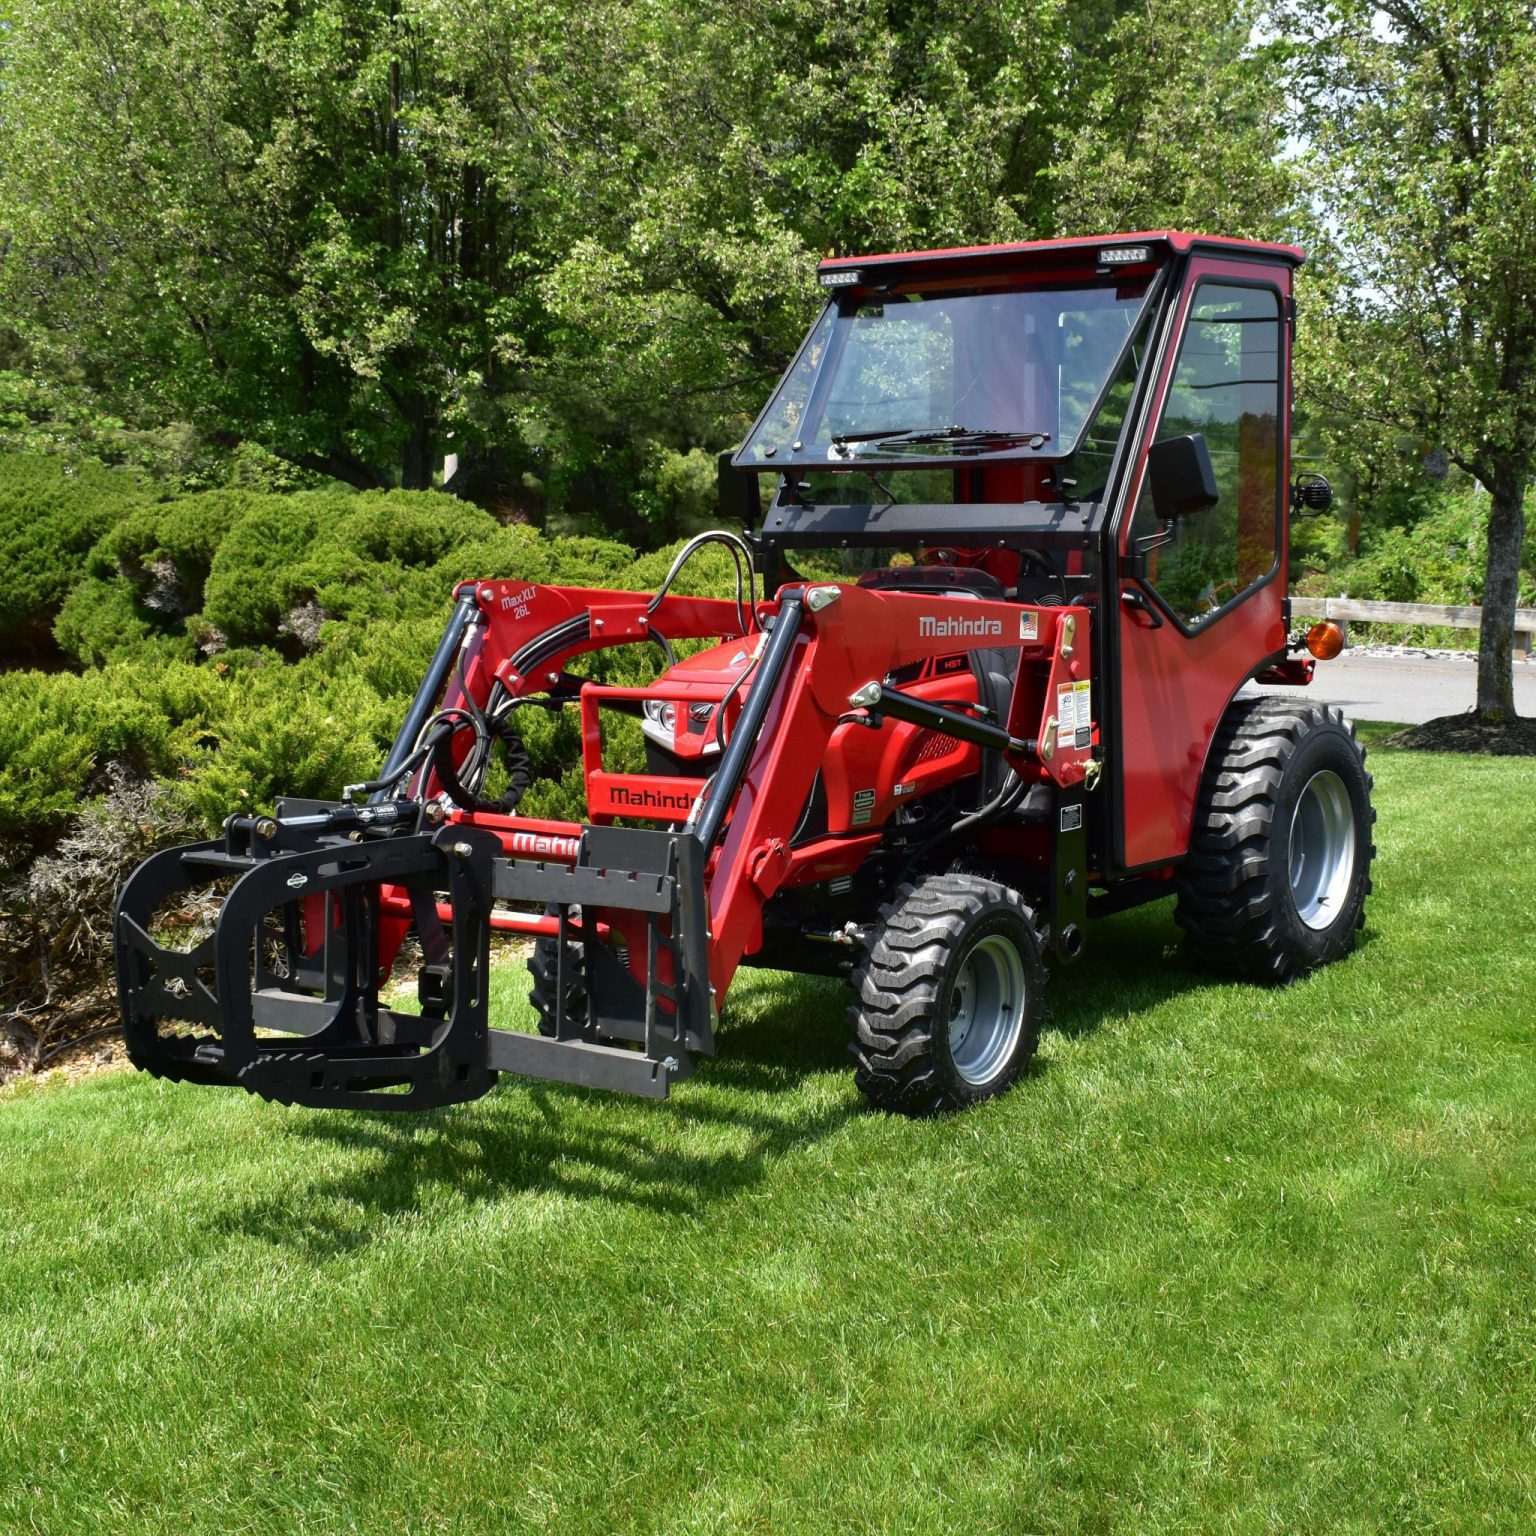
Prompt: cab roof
<box><xmin>816</xmin><ymin>230</ymin><xmax>1305</xmax><ymax>281</ymax></box>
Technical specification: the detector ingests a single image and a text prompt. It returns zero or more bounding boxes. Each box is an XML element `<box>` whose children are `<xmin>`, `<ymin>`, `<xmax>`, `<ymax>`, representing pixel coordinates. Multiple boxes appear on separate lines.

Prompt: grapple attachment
<box><xmin>114</xmin><ymin>802</ymin><xmax>499</xmax><ymax>1111</ymax></box>
<box><xmin>114</xmin><ymin>799</ymin><xmax>717</xmax><ymax>1108</ymax></box>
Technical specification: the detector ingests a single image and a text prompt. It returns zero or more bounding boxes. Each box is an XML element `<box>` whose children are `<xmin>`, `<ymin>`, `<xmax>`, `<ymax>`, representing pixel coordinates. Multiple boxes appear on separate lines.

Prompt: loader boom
<box><xmin>119</xmin><ymin>572</ymin><xmax>1093</xmax><ymax>1108</ymax></box>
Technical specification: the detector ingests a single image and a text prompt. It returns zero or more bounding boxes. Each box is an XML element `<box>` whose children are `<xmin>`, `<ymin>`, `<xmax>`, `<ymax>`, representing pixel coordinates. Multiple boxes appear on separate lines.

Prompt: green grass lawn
<box><xmin>3</xmin><ymin>738</ymin><xmax>1535</xmax><ymax>1534</ymax></box>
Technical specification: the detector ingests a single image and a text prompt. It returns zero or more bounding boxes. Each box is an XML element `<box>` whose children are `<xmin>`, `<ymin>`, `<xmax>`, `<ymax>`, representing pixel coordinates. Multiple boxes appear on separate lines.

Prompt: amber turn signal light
<box><xmin>1306</xmin><ymin>621</ymin><xmax>1345</xmax><ymax>661</ymax></box>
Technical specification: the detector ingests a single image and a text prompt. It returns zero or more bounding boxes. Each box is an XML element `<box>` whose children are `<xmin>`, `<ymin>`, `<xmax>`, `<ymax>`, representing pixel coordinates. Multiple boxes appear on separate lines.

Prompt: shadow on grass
<box><xmin>1044</xmin><ymin>902</ymin><xmax>1198</xmax><ymax>1039</ymax></box>
<box><xmin>215</xmin><ymin>907</ymin><xmax>1299</xmax><ymax>1258</ymax></box>
<box><xmin>218</xmin><ymin>971</ymin><xmax>858</xmax><ymax>1256</ymax></box>
<box><xmin>1047</xmin><ymin>898</ymin><xmax>1382</xmax><ymax>1039</ymax></box>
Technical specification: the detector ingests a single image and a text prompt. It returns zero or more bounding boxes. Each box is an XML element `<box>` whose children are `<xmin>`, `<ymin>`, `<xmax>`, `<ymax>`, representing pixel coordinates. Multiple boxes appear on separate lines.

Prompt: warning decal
<box><xmin>1055</xmin><ymin>681</ymin><xmax>1093</xmax><ymax>744</ymax></box>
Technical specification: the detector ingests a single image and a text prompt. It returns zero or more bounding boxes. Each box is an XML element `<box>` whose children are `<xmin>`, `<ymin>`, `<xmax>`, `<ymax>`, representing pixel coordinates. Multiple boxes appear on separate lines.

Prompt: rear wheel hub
<box><xmin>1289</xmin><ymin>768</ymin><xmax>1356</xmax><ymax>930</ymax></box>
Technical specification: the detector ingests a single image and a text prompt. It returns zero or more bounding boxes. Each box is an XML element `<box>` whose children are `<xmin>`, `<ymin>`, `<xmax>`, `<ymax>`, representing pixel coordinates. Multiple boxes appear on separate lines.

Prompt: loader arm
<box><xmin>116</xmin><ymin>570</ymin><xmax>1092</xmax><ymax>1110</ymax></box>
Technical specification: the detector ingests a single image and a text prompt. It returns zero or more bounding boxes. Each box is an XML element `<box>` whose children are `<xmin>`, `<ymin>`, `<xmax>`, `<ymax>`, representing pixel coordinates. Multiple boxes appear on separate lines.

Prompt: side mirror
<box><xmin>1291</xmin><ymin>473</ymin><xmax>1333</xmax><ymax>516</ymax></box>
<box><xmin>718</xmin><ymin>451</ymin><xmax>761</xmax><ymax>526</ymax></box>
<box><xmin>1147</xmin><ymin>434</ymin><xmax>1220</xmax><ymax>520</ymax></box>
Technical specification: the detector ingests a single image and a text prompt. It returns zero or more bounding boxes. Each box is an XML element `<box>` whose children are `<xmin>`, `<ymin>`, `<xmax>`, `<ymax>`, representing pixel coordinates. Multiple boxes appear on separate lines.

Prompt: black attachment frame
<box><xmin>489</xmin><ymin>827</ymin><xmax>714</xmax><ymax>1100</ymax></box>
<box><xmin>115</xmin><ymin>819</ymin><xmax>498</xmax><ymax>1111</ymax></box>
<box><xmin>115</xmin><ymin>810</ymin><xmax>723</xmax><ymax>1106</ymax></box>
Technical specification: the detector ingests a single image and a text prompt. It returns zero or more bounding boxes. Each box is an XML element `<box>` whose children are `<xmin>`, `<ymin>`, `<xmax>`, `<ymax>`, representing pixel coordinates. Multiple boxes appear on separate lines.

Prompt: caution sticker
<box><xmin>1054</xmin><ymin>681</ymin><xmax>1093</xmax><ymax>746</ymax></box>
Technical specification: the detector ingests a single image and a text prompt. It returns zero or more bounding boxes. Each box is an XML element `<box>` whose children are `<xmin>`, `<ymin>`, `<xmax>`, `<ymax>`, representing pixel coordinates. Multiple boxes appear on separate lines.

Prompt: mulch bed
<box><xmin>1386</xmin><ymin>713</ymin><xmax>1536</xmax><ymax>755</ymax></box>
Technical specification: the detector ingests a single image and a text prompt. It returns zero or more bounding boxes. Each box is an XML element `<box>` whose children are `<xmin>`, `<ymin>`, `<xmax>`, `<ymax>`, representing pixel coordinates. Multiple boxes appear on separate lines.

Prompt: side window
<box><xmin>1130</xmin><ymin>283</ymin><xmax>1282</xmax><ymax>627</ymax></box>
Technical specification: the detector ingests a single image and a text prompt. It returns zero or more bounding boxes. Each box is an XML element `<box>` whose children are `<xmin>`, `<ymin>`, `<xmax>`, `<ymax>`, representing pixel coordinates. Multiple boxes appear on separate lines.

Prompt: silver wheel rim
<box><xmin>947</xmin><ymin>933</ymin><xmax>1028</xmax><ymax>1087</ymax></box>
<box><xmin>1288</xmin><ymin>769</ymin><xmax>1356</xmax><ymax>931</ymax></box>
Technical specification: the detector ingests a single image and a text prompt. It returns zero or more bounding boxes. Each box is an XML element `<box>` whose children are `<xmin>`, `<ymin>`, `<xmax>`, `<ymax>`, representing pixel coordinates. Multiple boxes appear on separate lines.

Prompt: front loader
<box><xmin>116</xmin><ymin>231</ymin><xmax>1375</xmax><ymax>1117</ymax></box>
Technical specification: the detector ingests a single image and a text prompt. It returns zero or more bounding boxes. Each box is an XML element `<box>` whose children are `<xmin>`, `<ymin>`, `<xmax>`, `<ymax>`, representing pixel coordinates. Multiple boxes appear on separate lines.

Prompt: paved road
<box><xmin>1249</xmin><ymin>651</ymin><xmax>1536</xmax><ymax>724</ymax></box>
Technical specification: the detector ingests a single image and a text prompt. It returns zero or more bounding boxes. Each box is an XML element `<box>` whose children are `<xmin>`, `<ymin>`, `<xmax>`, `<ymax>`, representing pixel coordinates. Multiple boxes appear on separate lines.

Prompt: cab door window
<box><xmin>1130</xmin><ymin>283</ymin><xmax>1282</xmax><ymax>626</ymax></box>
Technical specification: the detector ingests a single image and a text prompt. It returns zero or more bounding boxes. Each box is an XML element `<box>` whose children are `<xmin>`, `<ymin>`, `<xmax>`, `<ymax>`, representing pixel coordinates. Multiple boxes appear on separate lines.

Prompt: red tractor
<box><xmin>115</xmin><ymin>231</ymin><xmax>1373</xmax><ymax>1116</ymax></box>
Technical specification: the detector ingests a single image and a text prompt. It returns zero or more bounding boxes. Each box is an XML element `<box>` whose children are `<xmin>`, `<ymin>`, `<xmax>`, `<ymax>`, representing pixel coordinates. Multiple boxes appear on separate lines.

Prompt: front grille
<box><xmin>915</xmin><ymin>731</ymin><xmax>961</xmax><ymax>764</ymax></box>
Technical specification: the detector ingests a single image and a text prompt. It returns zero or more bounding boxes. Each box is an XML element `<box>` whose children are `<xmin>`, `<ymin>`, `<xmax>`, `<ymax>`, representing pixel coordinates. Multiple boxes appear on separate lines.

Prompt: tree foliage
<box><xmin>1283</xmin><ymin>0</ymin><xmax>1536</xmax><ymax>719</ymax></box>
<box><xmin>0</xmin><ymin>0</ymin><xmax>552</xmax><ymax>492</ymax></box>
<box><xmin>0</xmin><ymin>0</ymin><xmax>1292</xmax><ymax>517</ymax></box>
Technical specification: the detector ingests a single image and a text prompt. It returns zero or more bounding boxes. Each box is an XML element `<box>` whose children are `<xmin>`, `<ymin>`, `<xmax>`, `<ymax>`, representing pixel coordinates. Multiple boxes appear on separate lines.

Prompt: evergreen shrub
<box><xmin>0</xmin><ymin>455</ymin><xmax>152</xmax><ymax>648</ymax></box>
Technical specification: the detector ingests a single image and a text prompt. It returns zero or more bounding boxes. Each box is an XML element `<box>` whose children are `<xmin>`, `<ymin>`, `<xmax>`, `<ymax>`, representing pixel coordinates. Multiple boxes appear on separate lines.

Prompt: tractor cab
<box><xmin>732</xmin><ymin>231</ymin><xmax>1315</xmax><ymax>877</ymax></box>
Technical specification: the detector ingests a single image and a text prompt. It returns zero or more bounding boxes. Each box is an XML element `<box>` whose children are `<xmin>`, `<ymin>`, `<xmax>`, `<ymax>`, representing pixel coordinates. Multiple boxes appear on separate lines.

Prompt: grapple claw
<box><xmin>114</xmin><ymin>816</ymin><xmax>499</xmax><ymax>1111</ymax></box>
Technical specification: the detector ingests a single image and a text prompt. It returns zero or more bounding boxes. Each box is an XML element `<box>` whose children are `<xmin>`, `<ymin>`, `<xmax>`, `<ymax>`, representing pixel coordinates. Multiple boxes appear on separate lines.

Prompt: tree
<box><xmin>1282</xmin><ymin>0</ymin><xmax>1536</xmax><ymax>722</ymax></box>
<box><xmin>1053</xmin><ymin>0</ymin><xmax>1299</xmax><ymax>239</ymax></box>
<box><xmin>0</xmin><ymin>0</ymin><xmax>555</xmax><ymax>490</ymax></box>
<box><xmin>0</xmin><ymin>0</ymin><xmax>1296</xmax><ymax>515</ymax></box>
<box><xmin>459</xmin><ymin>0</ymin><xmax>1296</xmax><ymax>446</ymax></box>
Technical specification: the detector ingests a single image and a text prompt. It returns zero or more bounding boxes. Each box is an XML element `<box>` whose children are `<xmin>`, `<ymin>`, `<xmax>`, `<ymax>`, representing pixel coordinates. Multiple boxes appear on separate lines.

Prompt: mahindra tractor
<box><xmin>115</xmin><ymin>231</ymin><xmax>1374</xmax><ymax>1117</ymax></box>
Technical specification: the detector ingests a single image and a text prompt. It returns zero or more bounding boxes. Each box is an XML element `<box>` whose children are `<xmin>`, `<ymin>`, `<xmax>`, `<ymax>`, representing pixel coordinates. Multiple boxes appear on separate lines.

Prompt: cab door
<box><xmin>1110</xmin><ymin>258</ymin><xmax>1293</xmax><ymax>872</ymax></box>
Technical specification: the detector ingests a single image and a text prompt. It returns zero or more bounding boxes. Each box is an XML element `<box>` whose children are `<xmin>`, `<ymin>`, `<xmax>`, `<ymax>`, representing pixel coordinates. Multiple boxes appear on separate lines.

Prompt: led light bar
<box><xmin>1097</xmin><ymin>246</ymin><xmax>1151</xmax><ymax>265</ymax></box>
<box><xmin>818</xmin><ymin>269</ymin><xmax>862</xmax><ymax>287</ymax></box>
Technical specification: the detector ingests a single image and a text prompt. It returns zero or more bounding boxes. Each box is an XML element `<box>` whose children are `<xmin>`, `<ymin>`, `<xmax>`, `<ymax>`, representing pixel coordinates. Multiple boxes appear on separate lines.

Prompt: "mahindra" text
<box><xmin>610</xmin><ymin>786</ymin><xmax>695</xmax><ymax>812</ymax></box>
<box><xmin>510</xmin><ymin>831</ymin><xmax>581</xmax><ymax>861</ymax></box>
<box><xmin>918</xmin><ymin>615</ymin><xmax>1003</xmax><ymax>639</ymax></box>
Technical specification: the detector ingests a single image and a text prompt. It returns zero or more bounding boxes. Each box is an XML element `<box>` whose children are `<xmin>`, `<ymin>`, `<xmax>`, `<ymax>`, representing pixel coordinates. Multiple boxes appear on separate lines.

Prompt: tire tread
<box><xmin>849</xmin><ymin>873</ymin><xmax>1044</xmax><ymax>1116</ymax></box>
<box><xmin>1175</xmin><ymin>698</ymin><xmax>1375</xmax><ymax>981</ymax></box>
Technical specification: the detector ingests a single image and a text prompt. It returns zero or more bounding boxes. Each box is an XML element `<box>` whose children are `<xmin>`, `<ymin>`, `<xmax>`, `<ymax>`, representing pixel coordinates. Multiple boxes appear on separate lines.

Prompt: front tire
<box><xmin>1176</xmin><ymin>699</ymin><xmax>1375</xmax><ymax>981</ymax></box>
<box><xmin>528</xmin><ymin>922</ymin><xmax>585</xmax><ymax>1039</ymax></box>
<box><xmin>850</xmin><ymin>874</ymin><xmax>1045</xmax><ymax>1116</ymax></box>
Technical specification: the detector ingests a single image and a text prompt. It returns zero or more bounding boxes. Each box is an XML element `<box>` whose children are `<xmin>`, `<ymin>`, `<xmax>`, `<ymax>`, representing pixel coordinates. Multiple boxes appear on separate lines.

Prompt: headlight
<box><xmin>640</xmin><ymin>698</ymin><xmax>677</xmax><ymax>749</ymax></box>
<box><xmin>641</xmin><ymin>697</ymin><xmax>721</xmax><ymax>753</ymax></box>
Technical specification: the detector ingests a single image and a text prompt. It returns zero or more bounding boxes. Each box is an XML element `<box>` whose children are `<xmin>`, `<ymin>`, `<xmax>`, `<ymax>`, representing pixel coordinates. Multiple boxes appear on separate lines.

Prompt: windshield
<box><xmin>740</xmin><ymin>276</ymin><xmax>1154</xmax><ymax>467</ymax></box>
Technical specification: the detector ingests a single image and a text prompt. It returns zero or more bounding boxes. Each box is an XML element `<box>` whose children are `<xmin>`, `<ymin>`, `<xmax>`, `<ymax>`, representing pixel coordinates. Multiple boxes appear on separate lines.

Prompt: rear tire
<box><xmin>1176</xmin><ymin>699</ymin><xmax>1375</xmax><ymax>981</ymax></box>
<box><xmin>850</xmin><ymin>874</ymin><xmax>1045</xmax><ymax>1116</ymax></box>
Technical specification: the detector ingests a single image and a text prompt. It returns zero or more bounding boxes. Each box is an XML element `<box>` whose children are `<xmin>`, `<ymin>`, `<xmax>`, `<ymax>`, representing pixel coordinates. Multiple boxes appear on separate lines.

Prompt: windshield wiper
<box><xmin>829</xmin><ymin>425</ymin><xmax>1051</xmax><ymax>453</ymax></box>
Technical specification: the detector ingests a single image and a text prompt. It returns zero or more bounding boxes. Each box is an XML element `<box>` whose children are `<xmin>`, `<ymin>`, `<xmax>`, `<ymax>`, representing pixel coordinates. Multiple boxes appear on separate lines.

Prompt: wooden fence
<box><xmin>1297</xmin><ymin>597</ymin><xmax>1536</xmax><ymax>657</ymax></box>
